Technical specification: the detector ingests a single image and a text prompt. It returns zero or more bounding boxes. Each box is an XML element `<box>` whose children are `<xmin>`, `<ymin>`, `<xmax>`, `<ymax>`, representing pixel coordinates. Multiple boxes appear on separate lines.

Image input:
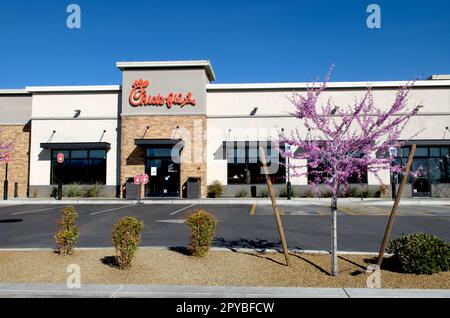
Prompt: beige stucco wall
<box><xmin>206</xmin><ymin>83</ymin><xmax>450</xmax><ymax>186</ymax></box>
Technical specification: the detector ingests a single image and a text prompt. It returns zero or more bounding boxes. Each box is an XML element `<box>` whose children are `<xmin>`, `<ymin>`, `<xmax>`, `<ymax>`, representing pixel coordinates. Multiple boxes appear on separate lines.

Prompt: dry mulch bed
<box><xmin>0</xmin><ymin>249</ymin><xmax>448</xmax><ymax>289</ymax></box>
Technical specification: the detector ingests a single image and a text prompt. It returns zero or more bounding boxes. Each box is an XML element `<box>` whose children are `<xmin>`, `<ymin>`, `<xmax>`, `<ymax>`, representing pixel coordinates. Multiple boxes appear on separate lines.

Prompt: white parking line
<box><xmin>89</xmin><ymin>204</ymin><xmax>136</xmax><ymax>216</ymax></box>
<box><xmin>11</xmin><ymin>205</ymin><xmax>64</xmax><ymax>216</ymax></box>
<box><xmin>169</xmin><ymin>204</ymin><xmax>196</xmax><ymax>216</ymax></box>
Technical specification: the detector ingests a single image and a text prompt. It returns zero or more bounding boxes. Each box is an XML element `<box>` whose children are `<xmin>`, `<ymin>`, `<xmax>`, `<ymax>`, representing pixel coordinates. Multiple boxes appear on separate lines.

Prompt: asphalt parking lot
<box><xmin>0</xmin><ymin>203</ymin><xmax>449</xmax><ymax>252</ymax></box>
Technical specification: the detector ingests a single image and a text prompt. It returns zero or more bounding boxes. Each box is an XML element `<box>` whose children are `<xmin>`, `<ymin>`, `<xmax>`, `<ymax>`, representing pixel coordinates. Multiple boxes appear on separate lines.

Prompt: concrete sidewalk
<box><xmin>0</xmin><ymin>283</ymin><xmax>448</xmax><ymax>298</ymax></box>
<box><xmin>2</xmin><ymin>197</ymin><xmax>450</xmax><ymax>206</ymax></box>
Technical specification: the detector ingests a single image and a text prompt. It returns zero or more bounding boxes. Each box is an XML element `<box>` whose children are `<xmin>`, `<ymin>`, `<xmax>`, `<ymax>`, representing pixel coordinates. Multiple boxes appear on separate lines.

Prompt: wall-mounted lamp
<box><xmin>330</xmin><ymin>106</ymin><xmax>339</xmax><ymax>115</ymax></box>
<box><xmin>443</xmin><ymin>126</ymin><xmax>450</xmax><ymax>139</ymax></box>
<box><xmin>73</xmin><ymin>110</ymin><xmax>81</xmax><ymax>118</ymax></box>
<box><xmin>250</xmin><ymin>107</ymin><xmax>258</xmax><ymax>116</ymax></box>
<box><xmin>142</xmin><ymin>126</ymin><xmax>150</xmax><ymax>138</ymax></box>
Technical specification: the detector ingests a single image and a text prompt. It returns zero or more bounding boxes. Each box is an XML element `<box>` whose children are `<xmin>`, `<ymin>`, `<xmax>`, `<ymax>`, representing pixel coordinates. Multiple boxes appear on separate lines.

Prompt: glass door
<box><xmin>145</xmin><ymin>147</ymin><xmax>180</xmax><ymax>197</ymax></box>
<box><xmin>411</xmin><ymin>158</ymin><xmax>431</xmax><ymax>197</ymax></box>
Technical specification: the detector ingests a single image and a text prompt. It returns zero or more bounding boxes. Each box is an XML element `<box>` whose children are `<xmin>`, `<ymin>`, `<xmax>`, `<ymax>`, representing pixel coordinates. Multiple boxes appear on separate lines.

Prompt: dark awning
<box><xmin>402</xmin><ymin>139</ymin><xmax>450</xmax><ymax>146</ymax></box>
<box><xmin>134</xmin><ymin>139</ymin><xmax>185</xmax><ymax>147</ymax></box>
<box><xmin>40</xmin><ymin>142</ymin><xmax>111</xmax><ymax>150</ymax></box>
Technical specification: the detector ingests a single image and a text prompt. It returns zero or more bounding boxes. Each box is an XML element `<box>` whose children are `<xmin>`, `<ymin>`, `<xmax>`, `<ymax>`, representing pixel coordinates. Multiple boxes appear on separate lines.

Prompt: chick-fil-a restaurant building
<box><xmin>0</xmin><ymin>60</ymin><xmax>449</xmax><ymax>198</ymax></box>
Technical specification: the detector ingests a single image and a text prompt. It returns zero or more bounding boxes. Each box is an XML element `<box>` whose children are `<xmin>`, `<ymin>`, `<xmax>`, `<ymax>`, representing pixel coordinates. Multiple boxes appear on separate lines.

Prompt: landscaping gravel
<box><xmin>0</xmin><ymin>249</ymin><xmax>448</xmax><ymax>289</ymax></box>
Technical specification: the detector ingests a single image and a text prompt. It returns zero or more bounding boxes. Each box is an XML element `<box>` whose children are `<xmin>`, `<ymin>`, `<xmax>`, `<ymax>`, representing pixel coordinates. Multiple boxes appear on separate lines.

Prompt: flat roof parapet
<box><xmin>116</xmin><ymin>60</ymin><xmax>215</xmax><ymax>82</ymax></box>
<box><xmin>0</xmin><ymin>89</ymin><xmax>30</xmax><ymax>95</ymax></box>
<box><xmin>25</xmin><ymin>85</ymin><xmax>121</xmax><ymax>93</ymax></box>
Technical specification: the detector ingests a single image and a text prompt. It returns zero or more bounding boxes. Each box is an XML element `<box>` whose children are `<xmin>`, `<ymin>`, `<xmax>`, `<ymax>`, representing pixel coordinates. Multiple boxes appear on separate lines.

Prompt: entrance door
<box><xmin>145</xmin><ymin>147</ymin><xmax>180</xmax><ymax>197</ymax></box>
<box><xmin>411</xmin><ymin>158</ymin><xmax>431</xmax><ymax>197</ymax></box>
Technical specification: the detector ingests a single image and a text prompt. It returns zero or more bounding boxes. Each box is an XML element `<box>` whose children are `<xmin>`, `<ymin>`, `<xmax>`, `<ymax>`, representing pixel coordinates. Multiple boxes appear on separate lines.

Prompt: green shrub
<box><xmin>320</xmin><ymin>189</ymin><xmax>333</xmax><ymax>198</ymax></box>
<box><xmin>347</xmin><ymin>186</ymin><xmax>359</xmax><ymax>197</ymax></box>
<box><xmin>387</xmin><ymin>233</ymin><xmax>450</xmax><ymax>274</ymax></box>
<box><xmin>373</xmin><ymin>185</ymin><xmax>388</xmax><ymax>198</ymax></box>
<box><xmin>187</xmin><ymin>210</ymin><xmax>218</xmax><ymax>257</ymax></box>
<box><xmin>84</xmin><ymin>183</ymin><xmax>103</xmax><ymax>198</ymax></box>
<box><xmin>278</xmin><ymin>187</ymin><xmax>295</xmax><ymax>198</ymax></box>
<box><xmin>54</xmin><ymin>206</ymin><xmax>79</xmax><ymax>255</ymax></box>
<box><xmin>66</xmin><ymin>183</ymin><xmax>83</xmax><ymax>197</ymax></box>
<box><xmin>234</xmin><ymin>188</ymin><xmax>249</xmax><ymax>198</ymax></box>
<box><xmin>258</xmin><ymin>189</ymin><xmax>269</xmax><ymax>198</ymax></box>
<box><xmin>112</xmin><ymin>216</ymin><xmax>144</xmax><ymax>269</ymax></box>
<box><xmin>359</xmin><ymin>187</ymin><xmax>370</xmax><ymax>198</ymax></box>
<box><xmin>50</xmin><ymin>186</ymin><xmax>58</xmax><ymax>198</ymax></box>
<box><xmin>298</xmin><ymin>188</ymin><xmax>316</xmax><ymax>198</ymax></box>
<box><xmin>207</xmin><ymin>180</ymin><xmax>224</xmax><ymax>198</ymax></box>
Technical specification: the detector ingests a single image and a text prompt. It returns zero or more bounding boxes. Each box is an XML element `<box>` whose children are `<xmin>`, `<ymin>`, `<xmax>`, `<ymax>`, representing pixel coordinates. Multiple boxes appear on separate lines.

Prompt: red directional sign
<box><xmin>3</xmin><ymin>154</ymin><xmax>9</xmax><ymax>164</ymax></box>
<box><xmin>141</xmin><ymin>173</ymin><xmax>149</xmax><ymax>185</ymax></box>
<box><xmin>57</xmin><ymin>153</ymin><xmax>64</xmax><ymax>164</ymax></box>
<box><xmin>134</xmin><ymin>174</ymin><xmax>142</xmax><ymax>185</ymax></box>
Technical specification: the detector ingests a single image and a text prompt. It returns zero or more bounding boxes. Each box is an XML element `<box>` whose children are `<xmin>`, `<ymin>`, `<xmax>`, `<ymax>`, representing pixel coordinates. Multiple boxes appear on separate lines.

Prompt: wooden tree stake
<box><xmin>376</xmin><ymin>144</ymin><xmax>416</xmax><ymax>267</ymax></box>
<box><xmin>259</xmin><ymin>146</ymin><xmax>291</xmax><ymax>266</ymax></box>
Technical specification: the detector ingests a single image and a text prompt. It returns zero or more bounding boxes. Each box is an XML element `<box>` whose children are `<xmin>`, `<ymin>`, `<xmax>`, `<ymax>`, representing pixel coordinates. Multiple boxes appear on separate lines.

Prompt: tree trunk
<box><xmin>331</xmin><ymin>196</ymin><xmax>338</xmax><ymax>276</ymax></box>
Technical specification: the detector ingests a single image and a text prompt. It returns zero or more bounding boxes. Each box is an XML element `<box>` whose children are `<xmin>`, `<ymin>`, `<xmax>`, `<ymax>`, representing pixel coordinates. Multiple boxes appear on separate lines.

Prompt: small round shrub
<box><xmin>187</xmin><ymin>210</ymin><xmax>218</xmax><ymax>257</ymax></box>
<box><xmin>112</xmin><ymin>216</ymin><xmax>144</xmax><ymax>269</ymax></box>
<box><xmin>278</xmin><ymin>187</ymin><xmax>295</xmax><ymax>198</ymax></box>
<box><xmin>258</xmin><ymin>189</ymin><xmax>269</xmax><ymax>198</ymax></box>
<box><xmin>84</xmin><ymin>183</ymin><xmax>102</xmax><ymax>198</ymax></box>
<box><xmin>55</xmin><ymin>206</ymin><xmax>79</xmax><ymax>255</ymax></box>
<box><xmin>387</xmin><ymin>233</ymin><xmax>450</xmax><ymax>274</ymax></box>
<box><xmin>234</xmin><ymin>188</ymin><xmax>249</xmax><ymax>198</ymax></box>
<box><xmin>207</xmin><ymin>181</ymin><xmax>224</xmax><ymax>198</ymax></box>
<box><xmin>66</xmin><ymin>183</ymin><xmax>83</xmax><ymax>197</ymax></box>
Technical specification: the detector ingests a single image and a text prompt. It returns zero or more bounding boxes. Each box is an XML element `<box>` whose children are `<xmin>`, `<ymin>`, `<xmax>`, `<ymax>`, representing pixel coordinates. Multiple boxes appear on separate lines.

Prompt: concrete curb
<box><xmin>0</xmin><ymin>283</ymin><xmax>448</xmax><ymax>298</ymax></box>
<box><xmin>0</xmin><ymin>246</ymin><xmax>388</xmax><ymax>256</ymax></box>
<box><xmin>2</xmin><ymin>198</ymin><xmax>450</xmax><ymax>206</ymax></box>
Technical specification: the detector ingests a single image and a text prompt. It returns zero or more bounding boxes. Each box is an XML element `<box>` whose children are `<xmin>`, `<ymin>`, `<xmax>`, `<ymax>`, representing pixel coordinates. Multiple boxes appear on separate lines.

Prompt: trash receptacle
<box><xmin>251</xmin><ymin>186</ymin><xmax>257</xmax><ymax>198</ymax></box>
<box><xmin>187</xmin><ymin>177</ymin><xmax>201</xmax><ymax>199</ymax></box>
<box><xmin>125</xmin><ymin>177</ymin><xmax>139</xmax><ymax>200</ymax></box>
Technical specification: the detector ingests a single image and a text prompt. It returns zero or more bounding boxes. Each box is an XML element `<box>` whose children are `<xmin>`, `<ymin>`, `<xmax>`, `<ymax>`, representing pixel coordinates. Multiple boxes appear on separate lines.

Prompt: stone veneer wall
<box><xmin>0</xmin><ymin>124</ymin><xmax>31</xmax><ymax>197</ymax></box>
<box><xmin>120</xmin><ymin>115</ymin><xmax>207</xmax><ymax>198</ymax></box>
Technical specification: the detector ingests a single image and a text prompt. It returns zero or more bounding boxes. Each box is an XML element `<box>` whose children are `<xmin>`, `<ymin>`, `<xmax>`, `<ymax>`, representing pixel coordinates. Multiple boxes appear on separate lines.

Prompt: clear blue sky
<box><xmin>0</xmin><ymin>0</ymin><xmax>449</xmax><ymax>88</ymax></box>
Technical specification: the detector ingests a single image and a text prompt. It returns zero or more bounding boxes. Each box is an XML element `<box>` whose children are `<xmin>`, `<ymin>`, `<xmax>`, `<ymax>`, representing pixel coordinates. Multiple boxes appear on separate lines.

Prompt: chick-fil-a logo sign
<box><xmin>129</xmin><ymin>79</ymin><xmax>196</xmax><ymax>108</ymax></box>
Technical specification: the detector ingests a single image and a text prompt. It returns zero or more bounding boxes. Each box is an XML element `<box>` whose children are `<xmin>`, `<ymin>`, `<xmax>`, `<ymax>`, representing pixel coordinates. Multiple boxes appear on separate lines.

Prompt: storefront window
<box><xmin>226</xmin><ymin>141</ymin><xmax>286</xmax><ymax>184</ymax></box>
<box><xmin>395</xmin><ymin>146</ymin><xmax>450</xmax><ymax>184</ymax></box>
<box><xmin>51</xmin><ymin>149</ymin><xmax>107</xmax><ymax>184</ymax></box>
<box><xmin>305</xmin><ymin>148</ymin><xmax>368</xmax><ymax>184</ymax></box>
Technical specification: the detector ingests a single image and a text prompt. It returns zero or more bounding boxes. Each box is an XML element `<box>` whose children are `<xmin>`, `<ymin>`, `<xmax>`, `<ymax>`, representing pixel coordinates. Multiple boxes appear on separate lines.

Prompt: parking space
<box><xmin>0</xmin><ymin>203</ymin><xmax>449</xmax><ymax>251</ymax></box>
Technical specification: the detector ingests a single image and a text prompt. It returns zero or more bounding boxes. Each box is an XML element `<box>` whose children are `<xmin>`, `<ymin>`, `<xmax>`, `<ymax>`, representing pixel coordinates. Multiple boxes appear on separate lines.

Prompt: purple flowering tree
<box><xmin>280</xmin><ymin>67</ymin><xmax>421</xmax><ymax>276</ymax></box>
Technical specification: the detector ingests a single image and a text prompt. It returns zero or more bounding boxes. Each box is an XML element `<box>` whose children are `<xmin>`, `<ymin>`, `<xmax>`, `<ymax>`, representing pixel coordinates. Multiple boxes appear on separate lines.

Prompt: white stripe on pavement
<box><xmin>89</xmin><ymin>204</ymin><xmax>136</xmax><ymax>216</ymax></box>
<box><xmin>11</xmin><ymin>205</ymin><xmax>64</xmax><ymax>216</ymax></box>
<box><xmin>169</xmin><ymin>204</ymin><xmax>196</xmax><ymax>216</ymax></box>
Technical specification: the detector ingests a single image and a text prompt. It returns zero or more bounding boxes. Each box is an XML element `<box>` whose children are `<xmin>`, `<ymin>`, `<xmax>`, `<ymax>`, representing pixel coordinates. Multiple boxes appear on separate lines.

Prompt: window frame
<box><xmin>50</xmin><ymin>149</ymin><xmax>107</xmax><ymax>185</ymax></box>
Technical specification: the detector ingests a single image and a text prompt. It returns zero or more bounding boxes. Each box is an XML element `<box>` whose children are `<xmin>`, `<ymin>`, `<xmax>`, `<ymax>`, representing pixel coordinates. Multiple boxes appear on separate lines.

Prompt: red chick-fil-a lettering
<box><xmin>129</xmin><ymin>79</ymin><xmax>196</xmax><ymax>109</ymax></box>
